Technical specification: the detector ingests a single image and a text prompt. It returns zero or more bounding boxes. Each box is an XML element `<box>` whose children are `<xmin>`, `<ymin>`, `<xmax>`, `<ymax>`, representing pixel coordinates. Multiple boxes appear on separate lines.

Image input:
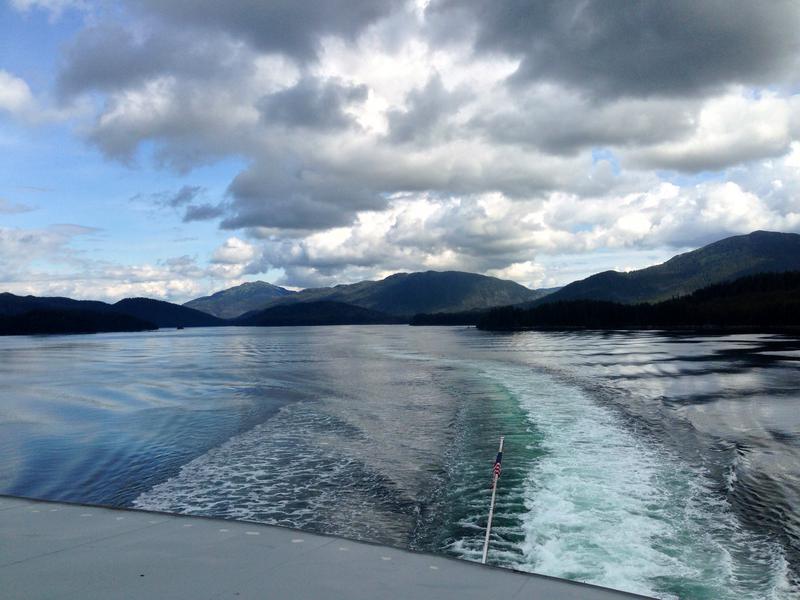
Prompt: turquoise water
<box><xmin>0</xmin><ymin>326</ymin><xmax>798</xmax><ymax>598</ymax></box>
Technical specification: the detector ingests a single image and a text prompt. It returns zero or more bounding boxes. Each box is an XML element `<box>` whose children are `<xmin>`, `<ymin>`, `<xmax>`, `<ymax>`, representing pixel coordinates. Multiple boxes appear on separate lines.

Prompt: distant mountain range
<box><xmin>285</xmin><ymin>271</ymin><xmax>552</xmax><ymax>317</ymax></box>
<box><xmin>0</xmin><ymin>293</ymin><xmax>116</xmax><ymax>317</ymax></box>
<box><xmin>188</xmin><ymin>231</ymin><xmax>800</xmax><ymax>323</ymax></box>
<box><xmin>184</xmin><ymin>281</ymin><xmax>295</xmax><ymax>319</ymax></box>
<box><xmin>528</xmin><ymin>230</ymin><xmax>800</xmax><ymax>306</ymax></box>
<box><xmin>112</xmin><ymin>298</ymin><xmax>225</xmax><ymax>328</ymax></box>
<box><xmin>191</xmin><ymin>271</ymin><xmax>552</xmax><ymax>319</ymax></box>
<box><xmin>3</xmin><ymin>230</ymin><xmax>799</xmax><ymax>335</ymax></box>
<box><xmin>0</xmin><ymin>293</ymin><xmax>222</xmax><ymax>335</ymax></box>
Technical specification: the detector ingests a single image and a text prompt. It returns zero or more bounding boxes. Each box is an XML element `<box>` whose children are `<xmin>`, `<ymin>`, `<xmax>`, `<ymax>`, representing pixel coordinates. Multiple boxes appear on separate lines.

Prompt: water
<box><xmin>0</xmin><ymin>326</ymin><xmax>798</xmax><ymax>598</ymax></box>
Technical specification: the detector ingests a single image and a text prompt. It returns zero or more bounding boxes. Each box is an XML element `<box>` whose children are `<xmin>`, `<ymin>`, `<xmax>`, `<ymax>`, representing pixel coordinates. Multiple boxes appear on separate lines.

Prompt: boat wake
<box><xmin>470</xmin><ymin>363</ymin><xmax>793</xmax><ymax>599</ymax></box>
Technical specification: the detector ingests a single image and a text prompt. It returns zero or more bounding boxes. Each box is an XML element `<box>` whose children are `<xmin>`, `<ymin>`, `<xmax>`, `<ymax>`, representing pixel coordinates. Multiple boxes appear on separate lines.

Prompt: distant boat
<box><xmin>177</xmin><ymin>326</ymin><xmax>185</xmax><ymax>330</ymax></box>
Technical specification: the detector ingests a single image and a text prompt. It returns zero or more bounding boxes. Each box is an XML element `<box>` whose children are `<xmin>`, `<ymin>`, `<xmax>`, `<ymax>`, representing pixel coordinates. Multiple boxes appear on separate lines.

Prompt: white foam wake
<box><xmin>486</xmin><ymin>364</ymin><xmax>791</xmax><ymax>600</ymax></box>
<box><xmin>133</xmin><ymin>402</ymin><xmax>417</xmax><ymax>545</ymax></box>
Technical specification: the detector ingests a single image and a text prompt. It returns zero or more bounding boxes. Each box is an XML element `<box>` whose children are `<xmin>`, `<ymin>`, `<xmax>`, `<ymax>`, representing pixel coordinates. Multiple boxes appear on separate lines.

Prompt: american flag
<box><xmin>492</xmin><ymin>450</ymin><xmax>502</xmax><ymax>479</ymax></box>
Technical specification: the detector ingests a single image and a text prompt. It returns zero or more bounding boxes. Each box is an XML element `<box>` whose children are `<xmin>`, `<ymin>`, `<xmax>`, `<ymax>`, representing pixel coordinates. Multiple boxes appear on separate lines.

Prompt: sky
<box><xmin>2</xmin><ymin>0</ymin><xmax>800</xmax><ymax>302</ymax></box>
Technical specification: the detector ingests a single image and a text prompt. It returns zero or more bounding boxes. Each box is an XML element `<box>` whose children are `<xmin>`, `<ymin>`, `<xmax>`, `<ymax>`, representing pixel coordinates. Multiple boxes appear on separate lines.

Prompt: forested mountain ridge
<box><xmin>528</xmin><ymin>231</ymin><xmax>800</xmax><ymax>306</ymax></box>
<box><xmin>479</xmin><ymin>271</ymin><xmax>800</xmax><ymax>331</ymax></box>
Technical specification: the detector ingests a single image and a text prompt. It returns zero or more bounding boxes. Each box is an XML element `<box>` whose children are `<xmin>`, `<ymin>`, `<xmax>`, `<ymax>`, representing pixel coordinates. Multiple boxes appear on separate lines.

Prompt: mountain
<box><xmin>184</xmin><ymin>281</ymin><xmax>295</xmax><ymax>319</ymax></box>
<box><xmin>0</xmin><ymin>293</ymin><xmax>223</xmax><ymax>333</ymax></box>
<box><xmin>0</xmin><ymin>292</ymin><xmax>116</xmax><ymax>316</ymax></box>
<box><xmin>531</xmin><ymin>231</ymin><xmax>800</xmax><ymax>306</ymax></box>
<box><xmin>235</xmin><ymin>300</ymin><xmax>403</xmax><ymax>326</ymax></box>
<box><xmin>0</xmin><ymin>308</ymin><xmax>155</xmax><ymax>336</ymax></box>
<box><xmin>113</xmin><ymin>298</ymin><xmax>225</xmax><ymax>328</ymax></box>
<box><xmin>248</xmin><ymin>271</ymin><xmax>550</xmax><ymax>317</ymax></box>
<box><xmin>479</xmin><ymin>271</ymin><xmax>800</xmax><ymax>331</ymax></box>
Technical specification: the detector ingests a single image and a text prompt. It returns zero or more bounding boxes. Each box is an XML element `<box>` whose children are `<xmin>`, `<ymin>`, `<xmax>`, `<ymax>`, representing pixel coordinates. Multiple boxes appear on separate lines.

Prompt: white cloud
<box><xmin>487</xmin><ymin>261</ymin><xmax>547</xmax><ymax>289</ymax></box>
<box><xmin>628</xmin><ymin>91</ymin><xmax>800</xmax><ymax>172</ymax></box>
<box><xmin>0</xmin><ymin>224</ymin><xmax>96</xmax><ymax>275</ymax></box>
<box><xmin>0</xmin><ymin>71</ymin><xmax>34</xmax><ymax>117</ymax></box>
<box><xmin>10</xmin><ymin>0</ymin><xmax>86</xmax><ymax>18</ymax></box>
<box><xmin>0</xmin><ymin>226</ymin><xmax>256</xmax><ymax>303</ymax></box>
<box><xmin>6</xmin><ymin>1</ymin><xmax>800</xmax><ymax>296</ymax></box>
<box><xmin>246</xmin><ymin>173</ymin><xmax>800</xmax><ymax>288</ymax></box>
<box><xmin>0</xmin><ymin>69</ymin><xmax>90</xmax><ymax>124</ymax></box>
<box><xmin>2</xmin><ymin>262</ymin><xmax>208</xmax><ymax>303</ymax></box>
<box><xmin>209</xmin><ymin>237</ymin><xmax>258</xmax><ymax>278</ymax></box>
<box><xmin>785</xmin><ymin>142</ymin><xmax>800</xmax><ymax>169</ymax></box>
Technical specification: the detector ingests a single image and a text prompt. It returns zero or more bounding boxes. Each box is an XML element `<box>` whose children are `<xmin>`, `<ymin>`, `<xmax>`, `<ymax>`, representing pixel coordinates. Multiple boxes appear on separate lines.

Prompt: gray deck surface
<box><xmin>1</xmin><ymin>495</ymin><xmax>654</xmax><ymax>599</ymax></box>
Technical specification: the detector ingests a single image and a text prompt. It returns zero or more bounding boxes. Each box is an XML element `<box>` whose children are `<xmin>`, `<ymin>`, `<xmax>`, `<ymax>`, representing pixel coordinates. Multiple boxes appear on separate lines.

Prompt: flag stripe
<box><xmin>492</xmin><ymin>450</ymin><xmax>503</xmax><ymax>478</ymax></box>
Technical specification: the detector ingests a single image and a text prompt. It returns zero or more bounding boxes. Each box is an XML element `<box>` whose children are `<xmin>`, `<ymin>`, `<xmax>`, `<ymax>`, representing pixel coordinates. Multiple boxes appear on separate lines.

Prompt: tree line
<box><xmin>477</xmin><ymin>271</ymin><xmax>800</xmax><ymax>331</ymax></box>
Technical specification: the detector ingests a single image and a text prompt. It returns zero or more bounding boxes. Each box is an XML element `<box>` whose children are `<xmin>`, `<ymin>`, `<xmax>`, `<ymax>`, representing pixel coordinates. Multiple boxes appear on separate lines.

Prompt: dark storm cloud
<box><xmin>258</xmin><ymin>77</ymin><xmax>368</xmax><ymax>130</ymax></box>
<box><xmin>428</xmin><ymin>0</ymin><xmax>800</xmax><ymax>98</ymax></box>
<box><xmin>131</xmin><ymin>0</ymin><xmax>397</xmax><ymax>62</ymax></box>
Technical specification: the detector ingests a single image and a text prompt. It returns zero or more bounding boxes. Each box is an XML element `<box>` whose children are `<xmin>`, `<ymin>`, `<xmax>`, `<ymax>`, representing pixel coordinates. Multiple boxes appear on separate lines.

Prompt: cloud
<box><xmin>10</xmin><ymin>0</ymin><xmax>86</xmax><ymax>18</ymax></box>
<box><xmin>130</xmin><ymin>0</ymin><xmax>398</xmax><ymax>62</ymax></box>
<box><xmin>247</xmin><ymin>194</ymin><xmax>558</xmax><ymax>288</ymax></box>
<box><xmin>0</xmin><ymin>198</ymin><xmax>34</xmax><ymax>214</ymax></box>
<box><xmin>132</xmin><ymin>185</ymin><xmax>212</xmax><ymax>219</ymax></box>
<box><xmin>469</xmin><ymin>84</ymin><xmax>698</xmax><ymax>155</ymax></box>
<box><xmin>258</xmin><ymin>76</ymin><xmax>368</xmax><ymax>130</ymax></box>
<box><xmin>486</xmin><ymin>261</ymin><xmax>547</xmax><ymax>289</ymax></box>
<box><xmin>205</xmin><ymin>237</ymin><xmax>258</xmax><ymax>279</ymax></box>
<box><xmin>85</xmin><ymin>76</ymin><xmax>259</xmax><ymax>167</ymax></box>
<box><xmin>627</xmin><ymin>92</ymin><xmax>800</xmax><ymax>172</ymax></box>
<box><xmin>183</xmin><ymin>203</ymin><xmax>224</xmax><ymax>222</ymax></box>
<box><xmin>0</xmin><ymin>227</ymin><xmax>247</xmax><ymax>303</ymax></box>
<box><xmin>0</xmin><ymin>69</ymin><xmax>89</xmax><ymax>124</ymax></box>
<box><xmin>387</xmin><ymin>73</ymin><xmax>468</xmax><ymax>143</ymax></box>
<box><xmin>219</xmin><ymin>138</ymin><xmax>613</xmax><ymax>232</ymax></box>
<box><xmin>211</xmin><ymin>237</ymin><xmax>257</xmax><ymax>265</ymax></box>
<box><xmin>245</xmin><ymin>170</ymin><xmax>800</xmax><ymax>289</ymax></box>
<box><xmin>0</xmin><ymin>71</ymin><xmax>34</xmax><ymax>118</ymax></box>
<box><xmin>222</xmin><ymin>154</ymin><xmax>386</xmax><ymax>231</ymax></box>
<box><xmin>13</xmin><ymin>0</ymin><xmax>800</xmax><ymax>296</ymax></box>
<box><xmin>57</xmin><ymin>24</ymin><xmax>252</xmax><ymax>99</ymax></box>
<box><xmin>165</xmin><ymin>187</ymin><xmax>199</xmax><ymax>207</ymax></box>
<box><xmin>428</xmin><ymin>0</ymin><xmax>800</xmax><ymax>98</ymax></box>
<box><xmin>57</xmin><ymin>2</ymin><xmax>800</xmax><ymax>235</ymax></box>
<box><xmin>1</xmin><ymin>257</ymin><xmax>210</xmax><ymax>303</ymax></box>
<box><xmin>0</xmin><ymin>223</ymin><xmax>97</xmax><ymax>278</ymax></box>
<box><xmin>160</xmin><ymin>185</ymin><xmax>204</xmax><ymax>208</ymax></box>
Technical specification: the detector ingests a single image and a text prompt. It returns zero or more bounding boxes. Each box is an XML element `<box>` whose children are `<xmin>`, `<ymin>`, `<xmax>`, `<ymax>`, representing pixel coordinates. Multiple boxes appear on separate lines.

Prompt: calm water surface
<box><xmin>1</xmin><ymin>326</ymin><xmax>798</xmax><ymax>599</ymax></box>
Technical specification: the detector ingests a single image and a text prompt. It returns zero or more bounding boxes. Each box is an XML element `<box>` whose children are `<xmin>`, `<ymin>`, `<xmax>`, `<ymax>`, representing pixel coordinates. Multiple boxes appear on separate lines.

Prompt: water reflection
<box><xmin>0</xmin><ymin>327</ymin><xmax>798</xmax><ymax>598</ymax></box>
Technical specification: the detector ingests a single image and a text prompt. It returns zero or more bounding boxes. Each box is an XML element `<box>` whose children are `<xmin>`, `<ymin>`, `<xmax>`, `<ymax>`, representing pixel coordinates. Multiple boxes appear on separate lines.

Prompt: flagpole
<box><xmin>481</xmin><ymin>435</ymin><xmax>504</xmax><ymax>565</ymax></box>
